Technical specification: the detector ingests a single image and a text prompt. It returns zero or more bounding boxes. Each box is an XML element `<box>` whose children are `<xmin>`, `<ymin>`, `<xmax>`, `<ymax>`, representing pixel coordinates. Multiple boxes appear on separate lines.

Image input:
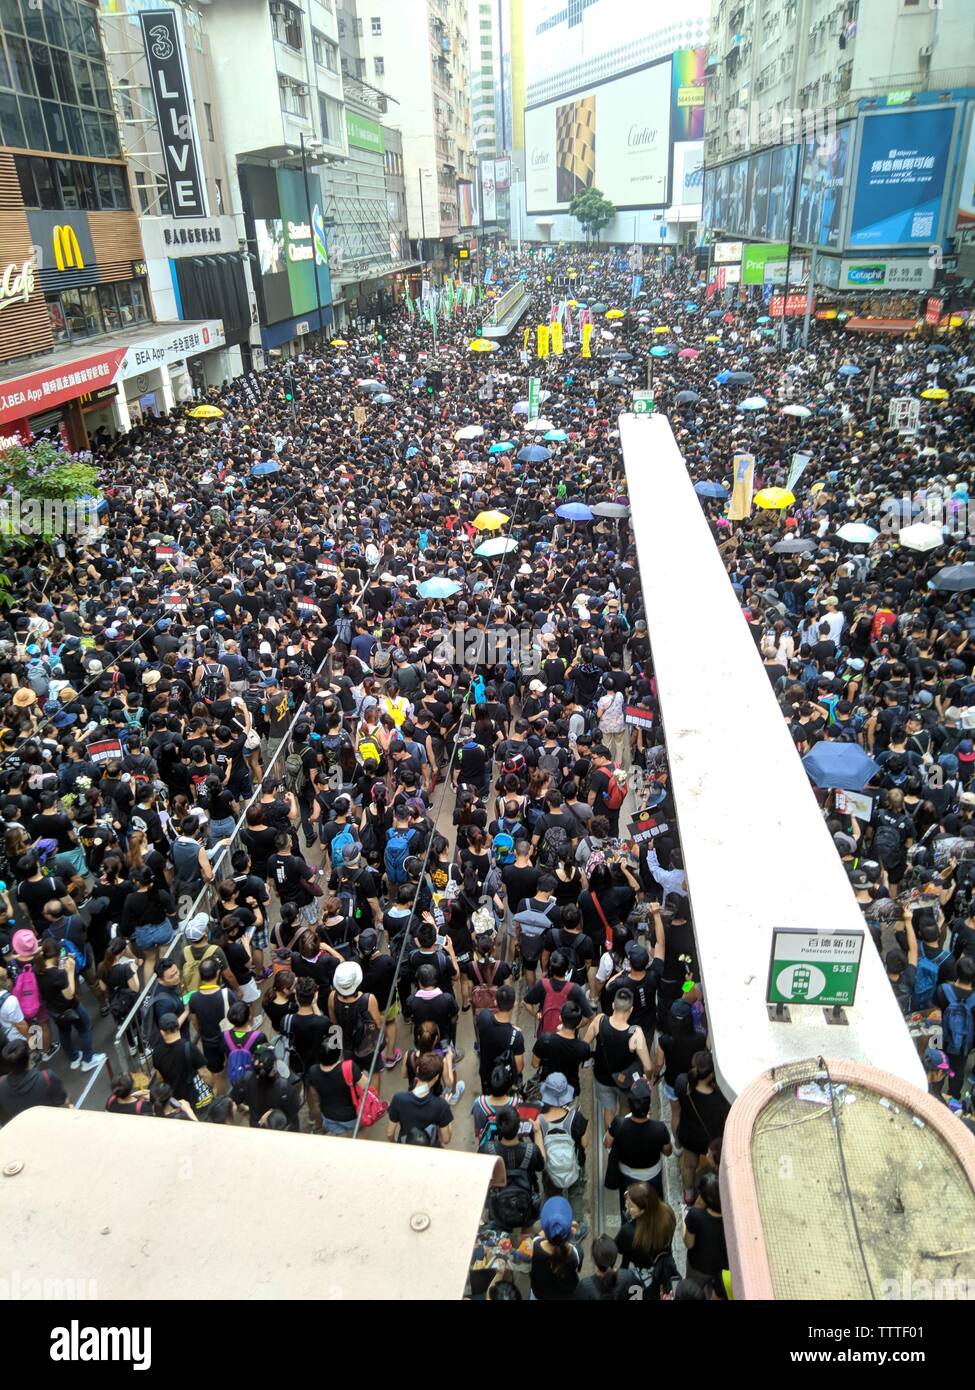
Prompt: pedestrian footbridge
<box><xmin>481</xmin><ymin>282</ymin><xmax>530</xmax><ymax>340</ymax></box>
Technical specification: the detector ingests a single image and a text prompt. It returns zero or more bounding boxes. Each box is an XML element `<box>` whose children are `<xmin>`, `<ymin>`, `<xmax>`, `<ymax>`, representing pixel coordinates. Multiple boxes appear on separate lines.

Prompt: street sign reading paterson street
<box><xmin>767</xmin><ymin>929</ymin><xmax>864</xmax><ymax>1008</ymax></box>
<box><xmin>632</xmin><ymin>391</ymin><xmax>655</xmax><ymax>415</ymax></box>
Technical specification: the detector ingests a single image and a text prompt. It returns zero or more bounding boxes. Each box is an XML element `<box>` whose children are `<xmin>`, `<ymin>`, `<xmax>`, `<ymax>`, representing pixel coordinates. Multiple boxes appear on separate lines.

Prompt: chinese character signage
<box><xmin>846</xmin><ymin>106</ymin><xmax>958</xmax><ymax>249</ymax></box>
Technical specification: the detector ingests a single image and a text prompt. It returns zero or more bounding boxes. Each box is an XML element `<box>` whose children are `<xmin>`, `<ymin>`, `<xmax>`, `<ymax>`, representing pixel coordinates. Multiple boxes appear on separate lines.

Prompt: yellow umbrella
<box><xmin>468</xmin><ymin>338</ymin><xmax>498</xmax><ymax>353</ymax></box>
<box><xmin>810</xmin><ymin>481</ymin><xmax>826</xmax><ymax>494</ymax></box>
<box><xmin>921</xmin><ymin>387</ymin><xmax>948</xmax><ymax>400</ymax></box>
<box><xmin>653</xmin><ymin>325</ymin><xmax>671</xmax><ymax>334</ymax></box>
<box><xmin>186</xmin><ymin>404</ymin><xmax>223</xmax><ymax>419</ymax></box>
<box><xmin>605</xmin><ymin>309</ymin><xmax>625</xmax><ymax>320</ymax></box>
<box><xmin>567</xmin><ymin>300</ymin><xmax>578</xmax><ymax>308</ymax></box>
<box><xmin>567</xmin><ymin>267</ymin><xmax>576</xmax><ymax>274</ymax></box>
<box><xmin>704</xmin><ymin>334</ymin><xmax>721</xmax><ymax>343</ymax></box>
<box><xmin>754</xmin><ymin>487</ymin><xmax>795</xmax><ymax>510</ymax></box>
<box><xmin>473</xmin><ymin>510</ymin><xmax>510</xmax><ymax>531</ymax></box>
<box><xmin>330</xmin><ymin>338</ymin><xmax>349</xmax><ymax>347</ymax></box>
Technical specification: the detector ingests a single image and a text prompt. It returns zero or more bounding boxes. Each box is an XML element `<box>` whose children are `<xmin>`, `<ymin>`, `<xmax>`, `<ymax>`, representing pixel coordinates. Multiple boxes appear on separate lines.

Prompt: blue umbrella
<box><xmin>707</xmin><ymin>309</ymin><xmax>724</xmax><ymax>319</ymax></box>
<box><xmin>756</xmin><ymin>315</ymin><xmax>770</xmax><ymax>324</ymax></box>
<box><xmin>412</xmin><ymin>377</ymin><xmax>426</xmax><ymax>388</ymax></box>
<box><xmin>406</xmin><ymin>447</ymin><xmax>420</xmax><ymax>459</ymax></box>
<box><xmin>374</xmin><ymin>393</ymin><xmax>394</xmax><ymax>404</ymax></box>
<box><xmin>694</xmin><ymin>480</ymin><xmax>728</xmax><ymax>499</ymax></box>
<box><xmin>684</xmin><ymin>301</ymin><xmax>699</xmax><ymax>312</ymax></box>
<box><xmin>650</xmin><ymin>345</ymin><xmax>672</xmax><ymax>358</ymax></box>
<box><xmin>556</xmin><ymin>502</ymin><xmax>594</xmax><ymax>522</ymax></box>
<box><xmin>802</xmin><ymin>743</ymin><xmax>880</xmax><ymax>792</ymax></box>
<box><xmin>417</xmin><ymin>577</ymin><xmax>462</xmax><ymax>600</ymax></box>
<box><xmin>715</xmin><ymin>370</ymin><xmax>733</xmax><ymax>385</ymax></box>
<box><xmin>518</xmin><ymin>445</ymin><xmax>551</xmax><ymax>462</ymax></box>
<box><xmin>837</xmin><ymin>364</ymin><xmax>861</xmax><ymax>376</ymax></box>
<box><xmin>543</xmin><ymin>430</ymin><xmax>568</xmax><ymax>442</ymax></box>
<box><xmin>489</xmin><ymin>441</ymin><xmax>516</xmax><ymax>454</ymax></box>
<box><xmin>250</xmin><ymin>461</ymin><xmax>280</xmax><ymax>477</ymax></box>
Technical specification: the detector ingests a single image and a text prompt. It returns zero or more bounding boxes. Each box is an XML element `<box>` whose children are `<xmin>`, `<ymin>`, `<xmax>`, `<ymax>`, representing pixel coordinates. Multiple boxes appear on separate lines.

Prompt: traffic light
<box><xmin>427</xmin><ymin>368</ymin><xmax>444</xmax><ymax>395</ymax></box>
<box><xmin>284</xmin><ymin>388</ymin><xmax>293</xmax><ymax>402</ymax></box>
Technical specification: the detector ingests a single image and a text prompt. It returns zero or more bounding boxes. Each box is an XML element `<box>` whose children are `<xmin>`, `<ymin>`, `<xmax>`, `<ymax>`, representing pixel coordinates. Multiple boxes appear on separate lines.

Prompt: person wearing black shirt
<box><xmin>475</xmin><ymin>984</ymin><xmax>525</xmax><ymax>1092</ymax></box>
<box><xmin>387</xmin><ymin>1053</ymin><xmax>454</xmax><ymax>1145</ymax></box>
<box><xmin>607</xmin><ymin>1081</ymin><xmax>672</xmax><ymax>1214</ymax></box>
<box><xmin>532</xmin><ymin>1000</ymin><xmax>592</xmax><ymax>1097</ymax></box>
<box><xmin>0</xmin><ymin>1039</ymin><xmax>68</xmax><ymax>1121</ymax></box>
<box><xmin>152</xmin><ymin>1014</ymin><xmax>208</xmax><ymax>1105</ymax></box>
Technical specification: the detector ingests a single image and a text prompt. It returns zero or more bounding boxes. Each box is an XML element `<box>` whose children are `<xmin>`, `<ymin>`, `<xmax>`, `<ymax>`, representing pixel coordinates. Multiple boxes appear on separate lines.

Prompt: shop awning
<box><xmin>843</xmin><ymin>317</ymin><xmax>917</xmax><ymax>334</ymax></box>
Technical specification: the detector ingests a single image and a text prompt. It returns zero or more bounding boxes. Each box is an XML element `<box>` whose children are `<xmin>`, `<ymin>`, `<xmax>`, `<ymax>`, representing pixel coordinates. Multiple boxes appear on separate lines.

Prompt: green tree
<box><xmin>568</xmin><ymin>186</ymin><xmax>617</xmax><ymax>245</ymax></box>
<box><xmin>0</xmin><ymin>439</ymin><xmax>100</xmax><ymax>546</ymax></box>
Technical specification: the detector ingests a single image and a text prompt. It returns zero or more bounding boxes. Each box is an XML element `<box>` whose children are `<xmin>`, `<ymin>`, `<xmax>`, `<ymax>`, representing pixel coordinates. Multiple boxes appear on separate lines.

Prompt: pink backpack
<box><xmin>12</xmin><ymin>966</ymin><xmax>42</xmax><ymax>1021</ymax></box>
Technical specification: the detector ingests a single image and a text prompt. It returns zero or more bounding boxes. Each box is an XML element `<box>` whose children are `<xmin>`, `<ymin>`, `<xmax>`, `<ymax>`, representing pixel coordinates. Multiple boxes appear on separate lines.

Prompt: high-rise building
<box><xmin>354</xmin><ymin>0</ymin><xmax>475</xmax><ymax>278</ymax></box>
<box><xmin>704</xmin><ymin>0</ymin><xmax>975</xmax><ymax>167</ymax></box>
<box><xmin>0</xmin><ymin>0</ymin><xmax>234</xmax><ymax>447</ymax></box>
<box><xmin>468</xmin><ymin>0</ymin><xmax>500</xmax><ymax>159</ymax></box>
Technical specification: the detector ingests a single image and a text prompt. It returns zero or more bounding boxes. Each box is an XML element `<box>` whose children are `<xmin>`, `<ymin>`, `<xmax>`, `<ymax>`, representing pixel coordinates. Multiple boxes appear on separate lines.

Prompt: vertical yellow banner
<box><xmin>537</xmin><ymin>324</ymin><xmax>550</xmax><ymax>358</ymax></box>
<box><xmin>581</xmin><ymin>321</ymin><xmax>593</xmax><ymax>358</ymax></box>
<box><xmin>551</xmin><ymin>321</ymin><xmax>564</xmax><ymax>355</ymax></box>
<box><xmin>727</xmin><ymin>452</ymin><xmax>756</xmax><ymax>521</ymax></box>
<box><xmin>523</xmin><ymin>326</ymin><xmax>531</xmax><ymax>352</ymax></box>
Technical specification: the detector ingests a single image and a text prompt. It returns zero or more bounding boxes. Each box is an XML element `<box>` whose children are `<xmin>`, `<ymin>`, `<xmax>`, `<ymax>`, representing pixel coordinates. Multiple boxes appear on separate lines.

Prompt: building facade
<box><xmin>0</xmin><ymin>0</ymin><xmax>231</xmax><ymax>447</ymax></box>
<box><xmin>353</xmin><ymin>0</ymin><xmax>475</xmax><ymax>280</ymax></box>
<box><xmin>99</xmin><ymin>2</ymin><xmax>247</xmax><ymax>391</ymax></box>
<box><xmin>205</xmin><ymin>0</ymin><xmax>344</xmax><ymax>358</ymax></box>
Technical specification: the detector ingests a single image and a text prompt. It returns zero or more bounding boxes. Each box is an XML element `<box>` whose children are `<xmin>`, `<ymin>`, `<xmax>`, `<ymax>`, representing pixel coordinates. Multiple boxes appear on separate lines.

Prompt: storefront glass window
<box><xmin>98</xmin><ymin>284</ymin><xmax>121</xmax><ymax>333</ymax></box>
<box><xmin>60</xmin><ymin>288</ymin><xmax>85</xmax><ymax>337</ymax></box>
<box><xmin>0</xmin><ymin>88</ymin><xmax>24</xmax><ymax>147</ymax></box>
<box><xmin>79</xmin><ymin>286</ymin><xmax>100</xmax><ymax>336</ymax></box>
<box><xmin>46</xmin><ymin>296</ymin><xmax>68</xmax><ymax>343</ymax></box>
<box><xmin>18</xmin><ymin>95</ymin><xmax>46</xmax><ymax>151</ymax></box>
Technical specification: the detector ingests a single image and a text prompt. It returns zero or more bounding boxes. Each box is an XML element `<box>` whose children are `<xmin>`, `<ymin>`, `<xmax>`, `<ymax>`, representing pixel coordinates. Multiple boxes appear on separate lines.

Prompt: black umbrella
<box><xmin>931</xmin><ymin>563</ymin><xmax>975</xmax><ymax>592</ymax></box>
<box><xmin>728</xmin><ymin>371</ymin><xmax>755</xmax><ymax>385</ymax></box>
<box><xmin>613</xmin><ymin>351</ymin><xmax>634</xmax><ymax>361</ymax></box>
<box><xmin>605</xmin><ymin>374</ymin><xmax>626</xmax><ymax>386</ymax></box>
<box><xmin>773</xmin><ymin>537</ymin><xmax>817</xmax><ymax>555</ymax></box>
<box><xmin>676</xmin><ymin>390</ymin><xmax>701</xmax><ymax>404</ymax></box>
<box><xmin>928</xmin><ymin>344</ymin><xmax>953</xmax><ymax>355</ymax></box>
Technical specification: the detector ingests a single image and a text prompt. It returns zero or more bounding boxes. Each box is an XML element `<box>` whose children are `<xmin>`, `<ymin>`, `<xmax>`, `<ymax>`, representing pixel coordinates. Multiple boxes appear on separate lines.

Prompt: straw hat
<box><xmin>12</xmin><ymin>687</ymin><xmax>36</xmax><ymax>708</ymax></box>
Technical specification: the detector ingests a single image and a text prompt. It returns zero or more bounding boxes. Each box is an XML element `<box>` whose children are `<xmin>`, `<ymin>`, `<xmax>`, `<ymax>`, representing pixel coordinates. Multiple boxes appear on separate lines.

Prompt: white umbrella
<box><xmin>455</xmin><ymin>425</ymin><xmax>484</xmax><ymax>440</ymax></box>
<box><xmin>781</xmin><ymin>404</ymin><xmax>811</xmax><ymax>418</ymax></box>
<box><xmin>956</xmin><ymin>385</ymin><xmax>975</xmax><ymax>394</ymax></box>
<box><xmin>898</xmin><ymin>521</ymin><xmax>945</xmax><ymax>552</ymax></box>
<box><xmin>739</xmin><ymin>395</ymin><xmax>769</xmax><ymax>411</ymax></box>
<box><xmin>836</xmin><ymin>522</ymin><xmax>879</xmax><ymax>545</ymax></box>
<box><xmin>525</xmin><ymin>418</ymin><xmax>556</xmax><ymax>431</ymax></box>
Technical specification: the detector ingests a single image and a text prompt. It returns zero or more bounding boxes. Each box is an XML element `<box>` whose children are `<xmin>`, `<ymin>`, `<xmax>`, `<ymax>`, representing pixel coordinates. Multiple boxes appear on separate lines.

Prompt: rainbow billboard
<box><xmin>671</xmin><ymin>47</ymin><xmax>706</xmax><ymax>142</ymax></box>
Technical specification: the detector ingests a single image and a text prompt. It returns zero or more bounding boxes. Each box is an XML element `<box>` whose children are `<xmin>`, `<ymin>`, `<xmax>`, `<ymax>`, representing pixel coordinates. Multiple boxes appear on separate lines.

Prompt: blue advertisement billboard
<box><xmin>847</xmin><ymin>106</ymin><xmax>958</xmax><ymax>249</ymax></box>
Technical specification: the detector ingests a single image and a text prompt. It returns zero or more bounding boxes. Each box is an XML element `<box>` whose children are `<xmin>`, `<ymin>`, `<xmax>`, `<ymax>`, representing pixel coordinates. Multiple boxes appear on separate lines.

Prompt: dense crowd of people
<box><xmin>0</xmin><ymin>233</ymin><xmax>971</xmax><ymax>1298</ymax></box>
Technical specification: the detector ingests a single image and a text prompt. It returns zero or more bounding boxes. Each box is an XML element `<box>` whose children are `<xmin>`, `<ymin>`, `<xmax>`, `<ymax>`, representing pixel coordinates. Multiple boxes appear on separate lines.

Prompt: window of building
<box><xmin>59</xmin><ymin>287</ymin><xmax>86</xmax><ymax>337</ymax></box>
<box><xmin>279</xmin><ymin>75</ymin><xmax>308</xmax><ymax>118</ymax></box>
<box><xmin>356</xmin><ymin>18</ymin><xmax>363</xmax><ymax>36</ymax></box>
<box><xmin>214</xmin><ymin>176</ymin><xmax>224</xmax><ymax>214</ymax></box>
<box><xmin>204</xmin><ymin>101</ymin><xmax>214</xmax><ymax>141</ymax></box>
<box><xmin>46</xmin><ymin>296</ymin><xmax>68</xmax><ymax>343</ymax></box>
<box><xmin>318</xmin><ymin>92</ymin><xmax>329</xmax><ymax>140</ymax></box>
<box><xmin>271</xmin><ymin>1</ymin><xmax>303</xmax><ymax>50</ymax></box>
<box><xmin>134</xmin><ymin>172</ymin><xmax>172</xmax><ymax>216</ymax></box>
<box><xmin>97</xmin><ymin>283</ymin><xmax>121</xmax><ymax>333</ymax></box>
<box><xmin>15</xmin><ymin>153</ymin><xmax>131</xmax><ymax>211</ymax></box>
<box><xmin>374</xmin><ymin>56</ymin><xmax>384</xmax><ymax>76</ymax></box>
<box><xmin>371</xmin><ymin>16</ymin><xmax>382</xmax><ymax>34</ymax></box>
<box><xmin>313</xmin><ymin>31</ymin><xmax>338</xmax><ymax>71</ymax></box>
<box><xmin>46</xmin><ymin>279</ymin><xmax>150</xmax><ymax>341</ymax></box>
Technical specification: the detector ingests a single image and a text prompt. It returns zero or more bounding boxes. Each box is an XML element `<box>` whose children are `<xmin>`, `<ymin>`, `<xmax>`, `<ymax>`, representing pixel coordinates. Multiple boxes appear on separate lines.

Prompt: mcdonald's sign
<box><xmin>53</xmin><ymin>224</ymin><xmax>84</xmax><ymax>272</ymax></box>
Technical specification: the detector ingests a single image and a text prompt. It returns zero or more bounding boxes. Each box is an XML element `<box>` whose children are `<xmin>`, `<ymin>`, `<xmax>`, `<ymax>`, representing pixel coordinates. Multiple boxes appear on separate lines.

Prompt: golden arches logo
<box><xmin>53</xmin><ymin>225</ymin><xmax>84</xmax><ymax>272</ymax></box>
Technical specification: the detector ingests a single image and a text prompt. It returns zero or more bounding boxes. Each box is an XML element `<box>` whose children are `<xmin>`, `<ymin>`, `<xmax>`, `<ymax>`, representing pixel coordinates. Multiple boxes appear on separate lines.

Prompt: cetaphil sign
<box><xmin>140</xmin><ymin>10</ymin><xmax>208</xmax><ymax>219</ymax></box>
<box><xmin>837</xmin><ymin>257</ymin><xmax>935</xmax><ymax>291</ymax></box>
<box><xmin>0</xmin><ymin>259</ymin><xmax>34</xmax><ymax>313</ymax></box>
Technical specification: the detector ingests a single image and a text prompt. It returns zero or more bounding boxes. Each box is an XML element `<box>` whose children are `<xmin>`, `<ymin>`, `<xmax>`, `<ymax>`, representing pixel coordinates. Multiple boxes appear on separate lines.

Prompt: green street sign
<box><xmin>767</xmin><ymin>929</ymin><xmax>864</xmax><ymax>1008</ymax></box>
<box><xmin>632</xmin><ymin>391</ymin><xmax>655</xmax><ymax>415</ymax></box>
<box><xmin>527</xmin><ymin>377</ymin><xmax>541</xmax><ymax>421</ymax></box>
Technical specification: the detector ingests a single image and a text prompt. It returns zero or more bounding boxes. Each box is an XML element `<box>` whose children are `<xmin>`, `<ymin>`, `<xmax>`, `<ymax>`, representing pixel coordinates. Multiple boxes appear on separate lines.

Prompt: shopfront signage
<box><xmin>115</xmin><ymin>320</ymin><xmax>225</xmax><ymax>379</ymax></box>
<box><xmin>838</xmin><ymin>257</ymin><xmax>934</xmax><ymax>291</ymax></box>
<box><xmin>140</xmin><ymin>9</ymin><xmax>208</xmax><ymax>218</ymax></box>
<box><xmin>0</xmin><ymin>258</ymin><xmax>34</xmax><ymax>313</ymax></box>
<box><xmin>0</xmin><ymin>348</ymin><xmax>128</xmax><ymax>424</ymax></box>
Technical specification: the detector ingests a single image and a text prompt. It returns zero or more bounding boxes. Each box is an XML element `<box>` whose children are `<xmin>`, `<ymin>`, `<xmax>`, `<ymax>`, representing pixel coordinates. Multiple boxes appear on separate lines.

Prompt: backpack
<box><xmin>539</xmin><ymin>822</ymin><xmax>570</xmax><ymax>869</ymax></box>
<box><xmin>199</xmin><ymin>662</ymin><xmax>224</xmax><ymax>703</ymax></box>
<box><xmin>335</xmin><ymin>616</ymin><xmax>353</xmax><ymax>647</ymax></box>
<box><xmin>542</xmin><ymin>1108</ymin><xmax>581</xmax><ymax>1190</ymax></box>
<box><xmin>58</xmin><ymin>934</ymin><xmax>87</xmax><ymax>973</ymax></box>
<box><xmin>941</xmin><ymin>984</ymin><xmax>975</xmax><ymax>1057</ymax></box>
<box><xmin>182</xmin><ymin>943</ymin><xmax>219</xmax><ymax>995</ymax></box>
<box><xmin>540</xmin><ymin>976</ymin><xmax>573</xmax><ymax>1035</ymax></box>
<box><xmin>492</xmin><ymin>830</ymin><xmax>516</xmax><ymax>866</ymax></box>
<box><xmin>552</xmin><ymin>929</ymin><xmax>585</xmax><ymax>984</ymax></box>
<box><xmin>602</xmin><ymin>764</ymin><xmax>628</xmax><ymax>811</ymax></box>
<box><xmin>384</xmin><ymin>826</ymin><xmax>415</xmax><ymax>885</ymax></box>
<box><xmin>477</xmin><ymin>1097</ymin><xmax>504</xmax><ymax>1151</ymax></box>
<box><xmin>872</xmin><ymin>818</ymin><xmax>902</xmax><ymax>866</ymax></box>
<box><xmin>471</xmin><ymin>958</ymin><xmax>500</xmax><ymax>1020</ymax></box>
<box><xmin>639</xmin><ymin>1248</ymin><xmax>681</xmax><ymax>1300</ymax></box>
<box><xmin>340</xmin><ymin>1059</ymin><xmax>388</xmax><ymax>1127</ymax></box>
<box><xmin>538</xmin><ymin>748</ymin><xmax>564</xmax><ymax>789</ymax></box>
<box><xmin>284</xmin><ymin>750</ymin><xmax>306</xmax><ymax>796</ymax></box>
<box><xmin>357</xmin><ymin>734</ymin><xmax>382</xmax><ymax>766</ymax></box>
<box><xmin>328</xmin><ymin>822</ymin><xmax>357</xmax><ymax>872</ymax></box>
<box><xmin>910</xmin><ymin>948</ymin><xmax>949</xmax><ymax>1012</ymax></box>
<box><xmin>502</xmin><ymin>751</ymin><xmax>527</xmax><ymax>780</ymax></box>
<box><xmin>487</xmin><ymin>1145</ymin><xmax>540</xmax><ymax>1230</ymax></box>
<box><xmin>11</xmin><ymin>967</ymin><xmax>42</xmax><ymax>1022</ymax></box>
<box><xmin>224</xmin><ymin>1028</ymin><xmax>263</xmax><ymax>1085</ymax></box>
<box><xmin>270</xmin><ymin>1015</ymin><xmax>303</xmax><ymax>1079</ymax></box>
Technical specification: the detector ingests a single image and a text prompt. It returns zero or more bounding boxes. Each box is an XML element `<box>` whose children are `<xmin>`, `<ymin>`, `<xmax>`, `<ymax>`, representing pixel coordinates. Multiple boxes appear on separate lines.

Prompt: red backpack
<box><xmin>471</xmin><ymin>959</ymin><xmax>500</xmax><ymax>1021</ymax></box>
<box><xmin>602</xmin><ymin>764</ymin><xmax>628</xmax><ymax>811</ymax></box>
<box><xmin>539</xmin><ymin>977</ymin><xmax>573</xmax><ymax>1035</ymax></box>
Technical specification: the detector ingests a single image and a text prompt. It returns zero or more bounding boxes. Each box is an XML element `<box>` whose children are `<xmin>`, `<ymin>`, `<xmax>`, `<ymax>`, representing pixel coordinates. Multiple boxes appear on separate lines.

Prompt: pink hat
<box><xmin>12</xmin><ymin>928</ymin><xmax>38</xmax><ymax>955</ymax></box>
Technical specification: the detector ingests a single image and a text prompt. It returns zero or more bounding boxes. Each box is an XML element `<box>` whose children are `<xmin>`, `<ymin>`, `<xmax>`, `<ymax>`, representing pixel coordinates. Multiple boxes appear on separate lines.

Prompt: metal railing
<box><xmin>104</xmin><ymin>658</ymin><xmax>330</xmax><ymax>1081</ymax></box>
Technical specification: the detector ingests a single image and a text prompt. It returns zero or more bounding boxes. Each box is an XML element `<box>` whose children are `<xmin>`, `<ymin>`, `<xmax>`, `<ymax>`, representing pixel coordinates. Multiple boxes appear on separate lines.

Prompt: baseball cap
<box><xmin>184</xmin><ymin>912</ymin><xmax>209</xmax><ymax>943</ymax></box>
<box><xmin>158</xmin><ymin>1013</ymin><xmax>180</xmax><ymax>1032</ymax></box>
<box><xmin>924</xmin><ymin>1046</ymin><xmax>949</xmax><ymax>1073</ymax></box>
<box><xmin>342</xmin><ymin>842</ymin><xmax>362</xmax><ymax>866</ymax></box>
<box><xmin>624</xmin><ymin>941</ymin><xmax>650</xmax><ymax>970</ymax></box>
<box><xmin>959</xmin><ymin>740</ymin><xmax>975</xmax><ymax>762</ymax></box>
<box><xmin>357</xmin><ymin>928</ymin><xmax>379</xmax><ymax>955</ymax></box>
<box><xmin>539</xmin><ymin>1196</ymin><xmax>573</xmax><ymax>1242</ymax></box>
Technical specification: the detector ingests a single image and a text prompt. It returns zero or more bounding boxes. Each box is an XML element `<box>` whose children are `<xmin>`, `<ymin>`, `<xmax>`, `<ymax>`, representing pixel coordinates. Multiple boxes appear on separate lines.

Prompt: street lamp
<box><xmin>418</xmin><ymin>169</ymin><xmax>433</xmax><ymax>285</ymax></box>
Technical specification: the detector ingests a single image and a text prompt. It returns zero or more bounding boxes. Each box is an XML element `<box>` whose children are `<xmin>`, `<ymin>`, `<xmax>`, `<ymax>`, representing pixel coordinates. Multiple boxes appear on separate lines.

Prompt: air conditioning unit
<box><xmin>295</xmin><ymin>321</ymin><xmax>310</xmax><ymax>335</ymax></box>
<box><xmin>919</xmin><ymin>44</ymin><xmax>934</xmax><ymax>59</ymax></box>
